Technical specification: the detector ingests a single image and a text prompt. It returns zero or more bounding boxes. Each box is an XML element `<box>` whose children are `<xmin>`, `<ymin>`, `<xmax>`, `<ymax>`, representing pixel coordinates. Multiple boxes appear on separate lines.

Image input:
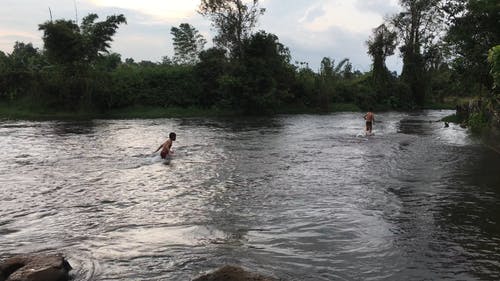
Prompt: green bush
<box><xmin>468</xmin><ymin>112</ymin><xmax>489</xmax><ymax>133</ymax></box>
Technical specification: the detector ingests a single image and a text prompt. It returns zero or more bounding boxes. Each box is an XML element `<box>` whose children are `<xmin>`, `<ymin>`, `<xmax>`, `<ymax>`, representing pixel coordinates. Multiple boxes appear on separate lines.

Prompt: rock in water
<box><xmin>193</xmin><ymin>265</ymin><xmax>278</xmax><ymax>281</ymax></box>
<box><xmin>0</xmin><ymin>254</ymin><xmax>71</xmax><ymax>281</ymax></box>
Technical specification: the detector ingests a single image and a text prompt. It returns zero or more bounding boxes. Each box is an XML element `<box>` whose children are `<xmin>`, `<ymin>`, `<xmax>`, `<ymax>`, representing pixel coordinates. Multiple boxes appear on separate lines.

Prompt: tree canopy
<box><xmin>0</xmin><ymin>1</ymin><xmax>498</xmax><ymax>118</ymax></box>
<box><xmin>198</xmin><ymin>0</ymin><xmax>265</xmax><ymax>59</ymax></box>
<box><xmin>39</xmin><ymin>13</ymin><xmax>126</xmax><ymax>65</ymax></box>
<box><xmin>171</xmin><ymin>23</ymin><xmax>206</xmax><ymax>65</ymax></box>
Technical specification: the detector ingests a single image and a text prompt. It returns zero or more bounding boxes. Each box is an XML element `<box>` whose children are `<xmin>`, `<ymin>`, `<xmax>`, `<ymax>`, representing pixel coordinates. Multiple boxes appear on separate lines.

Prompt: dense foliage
<box><xmin>0</xmin><ymin>0</ymin><xmax>498</xmax><ymax>117</ymax></box>
<box><xmin>170</xmin><ymin>23</ymin><xmax>206</xmax><ymax>65</ymax></box>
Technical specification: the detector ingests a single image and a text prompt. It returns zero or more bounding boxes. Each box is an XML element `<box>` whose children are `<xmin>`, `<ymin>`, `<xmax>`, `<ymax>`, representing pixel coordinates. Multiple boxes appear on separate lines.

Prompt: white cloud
<box><xmin>0</xmin><ymin>0</ymin><xmax>402</xmax><ymax>71</ymax></box>
<box><xmin>299</xmin><ymin>0</ymin><xmax>384</xmax><ymax>33</ymax></box>
<box><xmin>88</xmin><ymin>0</ymin><xmax>200</xmax><ymax>21</ymax></box>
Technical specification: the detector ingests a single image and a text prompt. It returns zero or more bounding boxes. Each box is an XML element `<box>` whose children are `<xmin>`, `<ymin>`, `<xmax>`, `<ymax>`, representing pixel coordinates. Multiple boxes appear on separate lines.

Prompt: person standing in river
<box><xmin>154</xmin><ymin>132</ymin><xmax>176</xmax><ymax>159</ymax></box>
<box><xmin>364</xmin><ymin>108</ymin><xmax>375</xmax><ymax>135</ymax></box>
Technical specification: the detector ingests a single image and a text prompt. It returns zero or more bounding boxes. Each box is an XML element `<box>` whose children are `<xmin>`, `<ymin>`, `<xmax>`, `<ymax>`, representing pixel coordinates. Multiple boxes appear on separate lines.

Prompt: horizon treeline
<box><xmin>0</xmin><ymin>0</ymin><xmax>498</xmax><ymax>115</ymax></box>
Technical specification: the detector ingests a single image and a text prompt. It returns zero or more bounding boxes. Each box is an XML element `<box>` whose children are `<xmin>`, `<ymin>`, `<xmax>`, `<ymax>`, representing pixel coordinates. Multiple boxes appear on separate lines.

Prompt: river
<box><xmin>1</xmin><ymin>110</ymin><xmax>499</xmax><ymax>280</ymax></box>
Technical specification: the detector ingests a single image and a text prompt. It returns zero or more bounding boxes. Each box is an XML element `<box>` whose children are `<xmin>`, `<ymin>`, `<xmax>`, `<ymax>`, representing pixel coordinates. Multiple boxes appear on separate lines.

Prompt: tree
<box><xmin>228</xmin><ymin>31</ymin><xmax>293</xmax><ymax>113</ymax></box>
<box><xmin>10</xmin><ymin>42</ymin><xmax>39</xmax><ymax>64</ymax></box>
<box><xmin>170</xmin><ymin>23</ymin><xmax>206</xmax><ymax>65</ymax></box>
<box><xmin>96</xmin><ymin>52</ymin><xmax>122</xmax><ymax>71</ymax></box>
<box><xmin>39</xmin><ymin>13</ymin><xmax>126</xmax><ymax>66</ymax></box>
<box><xmin>367</xmin><ymin>24</ymin><xmax>397</xmax><ymax>85</ymax></box>
<box><xmin>445</xmin><ymin>0</ymin><xmax>499</xmax><ymax>94</ymax></box>
<box><xmin>37</xmin><ymin>13</ymin><xmax>126</xmax><ymax>109</ymax></box>
<box><xmin>0</xmin><ymin>51</ymin><xmax>8</xmax><ymax>99</ymax></box>
<box><xmin>391</xmin><ymin>0</ymin><xmax>444</xmax><ymax>105</ymax></box>
<box><xmin>195</xmin><ymin>47</ymin><xmax>229</xmax><ymax>107</ymax></box>
<box><xmin>487</xmin><ymin>45</ymin><xmax>500</xmax><ymax>121</ymax></box>
<box><xmin>161</xmin><ymin>56</ymin><xmax>173</xmax><ymax>66</ymax></box>
<box><xmin>198</xmin><ymin>0</ymin><xmax>265</xmax><ymax>59</ymax></box>
<box><xmin>317</xmin><ymin>57</ymin><xmax>351</xmax><ymax>109</ymax></box>
<box><xmin>79</xmin><ymin>14</ymin><xmax>127</xmax><ymax>63</ymax></box>
<box><xmin>38</xmin><ymin>19</ymin><xmax>83</xmax><ymax>65</ymax></box>
<box><xmin>488</xmin><ymin>45</ymin><xmax>500</xmax><ymax>91</ymax></box>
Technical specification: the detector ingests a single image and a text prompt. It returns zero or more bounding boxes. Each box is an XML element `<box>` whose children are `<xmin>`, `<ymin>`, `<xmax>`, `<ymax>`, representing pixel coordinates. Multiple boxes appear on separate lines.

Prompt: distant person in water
<box><xmin>154</xmin><ymin>132</ymin><xmax>176</xmax><ymax>159</ymax></box>
<box><xmin>364</xmin><ymin>108</ymin><xmax>375</xmax><ymax>134</ymax></box>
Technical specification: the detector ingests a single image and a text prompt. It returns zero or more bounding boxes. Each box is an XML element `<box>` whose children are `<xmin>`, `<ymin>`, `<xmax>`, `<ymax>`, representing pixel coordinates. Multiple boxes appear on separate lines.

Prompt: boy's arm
<box><xmin>153</xmin><ymin>142</ymin><xmax>164</xmax><ymax>153</ymax></box>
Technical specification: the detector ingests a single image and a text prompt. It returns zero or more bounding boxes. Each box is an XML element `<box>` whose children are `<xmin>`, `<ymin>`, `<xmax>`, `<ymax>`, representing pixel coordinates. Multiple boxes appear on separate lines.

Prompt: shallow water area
<box><xmin>1</xmin><ymin>110</ymin><xmax>499</xmax><ymax>280</ymax></box>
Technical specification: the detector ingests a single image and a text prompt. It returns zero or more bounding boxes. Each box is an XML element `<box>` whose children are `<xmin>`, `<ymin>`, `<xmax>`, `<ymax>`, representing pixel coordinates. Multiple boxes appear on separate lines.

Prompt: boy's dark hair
<box><xmin>169</xmin><ymin>132</ymin><xmax>176</xmax><ymax>139</ymax></box>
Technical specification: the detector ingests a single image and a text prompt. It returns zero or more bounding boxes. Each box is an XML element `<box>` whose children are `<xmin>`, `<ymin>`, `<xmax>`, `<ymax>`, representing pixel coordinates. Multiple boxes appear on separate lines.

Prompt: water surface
<box><xmin>1</xmin><ymin>110</ymin><xmax>499</xmax><ymax>280</ymax></box>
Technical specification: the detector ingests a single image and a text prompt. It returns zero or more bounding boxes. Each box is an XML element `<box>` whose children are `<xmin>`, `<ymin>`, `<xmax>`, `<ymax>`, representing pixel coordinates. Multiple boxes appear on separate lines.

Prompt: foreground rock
<box><xmin>193</xmin><ymin>265</ymin><xmax>279</xmax><ymax>281</ymax></box>
<box><xmin>0</xmin><ymin>254</ymin><xmax>71</xmax><ymax>281</ymax></box>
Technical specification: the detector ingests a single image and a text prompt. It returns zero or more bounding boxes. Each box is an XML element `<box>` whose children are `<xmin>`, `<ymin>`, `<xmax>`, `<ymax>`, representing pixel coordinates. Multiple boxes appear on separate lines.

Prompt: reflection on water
<box><xmin>0</xmin><ymin>110</ymin><xmax>499</xmax><ymax>281</ymax></box>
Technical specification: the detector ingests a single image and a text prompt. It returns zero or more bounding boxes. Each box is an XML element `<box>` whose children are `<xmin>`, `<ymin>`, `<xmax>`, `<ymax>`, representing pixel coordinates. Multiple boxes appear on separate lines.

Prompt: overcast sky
<box><xmin>0</xmin><ymin>0</ymin><xmax>403</xmax><ymax>72</ymax></box>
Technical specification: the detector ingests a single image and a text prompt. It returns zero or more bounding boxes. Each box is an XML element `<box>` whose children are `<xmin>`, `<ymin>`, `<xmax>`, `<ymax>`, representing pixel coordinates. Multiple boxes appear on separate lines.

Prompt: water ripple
<box><xmin>1</xmin><ymin>111</ymin><xmax>499</xmax><ymax>280</ymax></box>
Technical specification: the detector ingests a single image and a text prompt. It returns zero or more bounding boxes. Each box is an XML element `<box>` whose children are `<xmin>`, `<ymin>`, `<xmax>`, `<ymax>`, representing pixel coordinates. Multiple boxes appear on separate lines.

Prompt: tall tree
<box><xmin>170</xmin><ymin>23</ymin><xmax>207</xmax><ymax>65</ymax></box>
<box><xmin>317</xmin><ymin>57</ymin><xmax>350</xmax><ymax>109</ymax></box>
<box><xmin>228</xmin><ymin>31</ymin><xmax>293</xmax><ymax>113</ymax></box>
<box><xmin>38</xmin><ymin>19</ymin><xmax>83</xmax><ymax>65</ymax></box>
<box><xmin>38</xmin><ymin>13</ymin><xmax>126</xmax><ymax>109</ymax></box>
<box><xmin>391</xmin><ymin>0</ymin><xmax>444</xmax><ymax>105</ymax></box>
<box><xmin>39</xmin><ymin>13</ymin><xmax>126</xmax><ymax>65</ymax></box>
<box><xmin>79</xmin><ymin>14</ymin><xmax>127</xmax><ymax>63</ymax></box>
<box><xmin>198</xmin><ymin>0</ymin><xmax>265</xmax><ymax>59</ymax></box>
<box><xmin>367</xmin><ymin>24</ymin><xmax>397</xmax><ymax>85</ymax></box>
<box><xmin>444</xmin><ymin>0</ymin><xmax>500</xmax><ymax>94</ymax></box>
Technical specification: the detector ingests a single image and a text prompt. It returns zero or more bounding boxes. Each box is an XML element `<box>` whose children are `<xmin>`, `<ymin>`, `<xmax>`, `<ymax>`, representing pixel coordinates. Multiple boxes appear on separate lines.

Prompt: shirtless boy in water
<box><xmin>364</xmin><ymin>109</ymin><xmax>375</xmax><ymax>134</ymax></box>
<box><xmin>154</xmin><ymin>132</ymin><xmax>176</xmax><ymax>159</ymax></box>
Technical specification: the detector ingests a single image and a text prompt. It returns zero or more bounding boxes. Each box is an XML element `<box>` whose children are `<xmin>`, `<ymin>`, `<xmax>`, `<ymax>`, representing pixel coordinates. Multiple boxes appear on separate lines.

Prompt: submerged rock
<box><xmin>0</xmin><ymin>254</ymin><xmax>71</xmax><ymax>281</ymax></box>
<box><xmin>193</xmin><ymin>265</ymin><xmax>279</xmax><ymax>281</ymax></box>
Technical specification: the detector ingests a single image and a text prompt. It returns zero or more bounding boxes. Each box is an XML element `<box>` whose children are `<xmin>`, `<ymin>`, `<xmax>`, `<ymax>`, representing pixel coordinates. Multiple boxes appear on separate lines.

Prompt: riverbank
<box><xmin>0</xmin><ymin>102</ymin><xmax>459</xmax><ymax>121</ymax></box>
<box><xmin>0</xmin><ymin>103</ymin><xmax>232</xmax><ymax>120</ymax></box>
<box><xmin>0</xmin><ymin>103</ymin><xmax>364</xmax><ymax>120</ymax></box>
<box><xmin>440</xmin><ymin>97</ymin><xmax>500</xmax><ymax>154</ymax></box>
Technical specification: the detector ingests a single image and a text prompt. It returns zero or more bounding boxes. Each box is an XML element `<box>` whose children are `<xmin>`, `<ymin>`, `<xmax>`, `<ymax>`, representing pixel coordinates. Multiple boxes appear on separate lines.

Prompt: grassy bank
<box><xmin>0</xmin><ymin>102</ymin><xmax>366</xmax><ymax>120</ymax></box>
<box><xmin>423</xmin><ymin>102</ymin><xmax>456</xmax><ymax>110</ymax></box>
<box><xmin>0</xmin><ymin>103</ymin><xmax>98</xmax><ymax>120</ymax></box>
<box><xmin>1</xmin><ymin>101</ymin><xmax>458</xmax><ymax>121</ymax></box>
<box><xmin>0</xmin><ymin>103</ymin><xmax>236</xmax><ymax>120</ymax></box>
<box><xmin>105</xmin><ymin>105</ymin><xmax>235</xmax><ymax>119</ymax></box>
<box><xmin>276</xmin><ymin>103</ymin><xmax>362</xmax><ymax>114</ymax></box>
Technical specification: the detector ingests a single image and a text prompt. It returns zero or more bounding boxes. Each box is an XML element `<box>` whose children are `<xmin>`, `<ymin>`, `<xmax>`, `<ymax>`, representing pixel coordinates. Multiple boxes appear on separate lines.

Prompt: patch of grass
<box><xmin>105</xmin><ymin>106</ymin><xmax>234</xmax><ymax>119</ymax></box>
<box><xmin>468</xmin><ymin>112</ymin><xmax>490</xmax><ymax>134</ymax></box>
<box><xmin>0</xmin><ymin>103</ymin><xmax>96</xmax><ymax>120</ymax></box>
<box><xmin>276</xmin><ymin>103</ymin><xmax>362</xmax><ymax>115</ymax></box>
<box><xmin>275</xmin><ymin>104</ymin><xmax>312</xmax><ymax>114</ymax></box>
<box><xmin>423</xmin><ymin>101</ymin><xmax>456</xmax><ymax>110</ymax></box>
<box><xmin>0</xmin><ymin>102</ymin><xmax>238</xmax><ymax>120</ymax></box>
<box><xmin>441</xmin><ymin>114</ymin><xmax>462</xmax><ymax>123</ymax></box>
<box><xmin>329</xmin><ymin>103</ymin><xmax>362</xmax><ymax>112</ymax></box>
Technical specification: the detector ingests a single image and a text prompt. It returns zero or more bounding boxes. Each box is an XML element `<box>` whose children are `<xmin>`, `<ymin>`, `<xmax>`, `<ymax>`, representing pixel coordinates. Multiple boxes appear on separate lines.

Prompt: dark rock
<box><xmin>193</xmin><ymin>265</ymin><xmax>279</xmax><ymax>281</ymax></box>
<box><xmin>0</xmin><ymin>254</ymin><xmax>71</xmax><ymax>281</ymax></box>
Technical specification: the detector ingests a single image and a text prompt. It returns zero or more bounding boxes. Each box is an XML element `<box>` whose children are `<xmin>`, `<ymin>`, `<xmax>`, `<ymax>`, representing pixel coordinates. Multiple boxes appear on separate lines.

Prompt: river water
<box><xmin>1</xmin><ymin>110</ymin><xmax>499</xmax><ymax>280</ymax></box>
